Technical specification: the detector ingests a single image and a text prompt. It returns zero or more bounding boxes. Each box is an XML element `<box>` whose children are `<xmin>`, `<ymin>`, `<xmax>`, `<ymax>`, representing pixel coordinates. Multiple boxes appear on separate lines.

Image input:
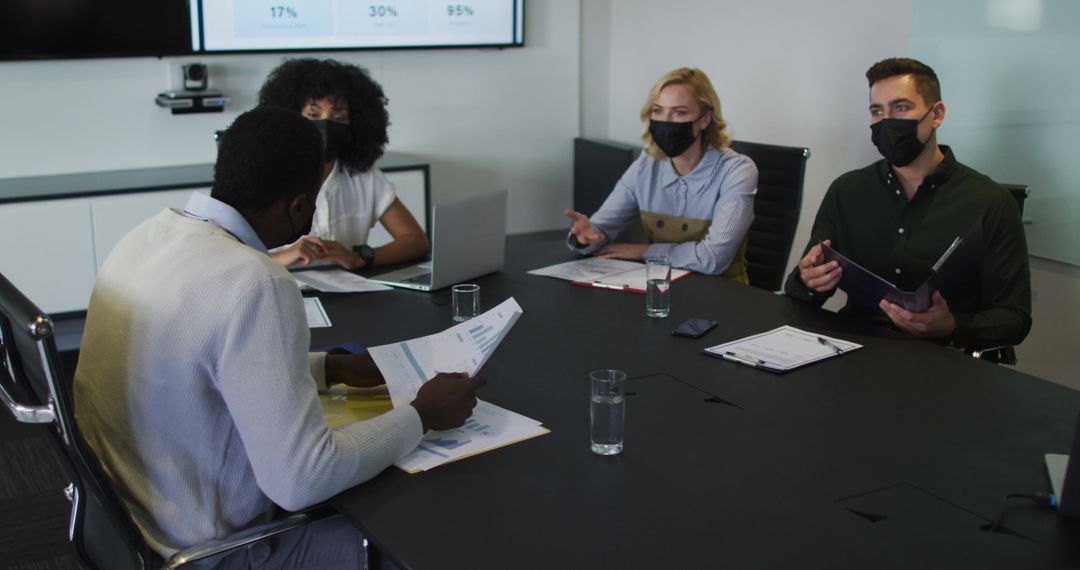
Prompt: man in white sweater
<box><xmin>74</xmin><ymin>107</ymin><xmax>482</xmax><ymax>568</ymax></box>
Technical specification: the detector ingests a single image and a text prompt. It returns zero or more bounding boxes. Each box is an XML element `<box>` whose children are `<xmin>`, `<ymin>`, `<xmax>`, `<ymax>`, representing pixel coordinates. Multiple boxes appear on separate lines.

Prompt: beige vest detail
<box><xmin>639</xmin><ymin>210</ymin><xmax>749</xmax><ymax>285</ymax></box>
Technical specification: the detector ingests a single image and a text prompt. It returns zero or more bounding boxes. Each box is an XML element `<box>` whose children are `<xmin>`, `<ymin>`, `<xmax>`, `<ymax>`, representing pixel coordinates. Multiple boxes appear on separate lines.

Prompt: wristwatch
<box><xmin>352</xmin><ymin>244</ymin><xmax>376</xmax><ymax>268</ymax></box>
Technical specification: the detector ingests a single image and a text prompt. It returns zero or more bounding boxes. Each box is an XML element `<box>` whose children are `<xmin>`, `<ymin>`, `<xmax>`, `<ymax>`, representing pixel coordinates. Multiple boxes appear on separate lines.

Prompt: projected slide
<box><xmin>234</xmin><ymin>0</ymin><xmax>333</xmax><ymax>38</ymax></box>
<box><xmin>193</xmin><ymin>0</ymin><xmax>522</xmax><ymax>51</ymax></box>
<box><xmin>338</xmin><ymin>1</ymin><xmax>428</xmax><ymax>36</ymax></box>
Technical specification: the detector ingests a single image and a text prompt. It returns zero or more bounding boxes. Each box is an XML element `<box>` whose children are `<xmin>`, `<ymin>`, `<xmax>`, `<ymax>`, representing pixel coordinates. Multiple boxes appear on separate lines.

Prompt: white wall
<box><xmin>580</xmin><ymin>0</ymin><xmax>1079</xmax><ymax>389</ymax></box>
<box><xmin>0</xmin><ymin>0</ymin><xmax>579</xmax><ymax>234</ymax></box>
<box><xmin>1019</xmin><ymin>258</ymin><xmax>1080</xmax><ymax>388</ymax></box>
<box><xmin>583</xmin><ymin>0</ymin><xmax>910</xmax><ymax>265</ymax></box>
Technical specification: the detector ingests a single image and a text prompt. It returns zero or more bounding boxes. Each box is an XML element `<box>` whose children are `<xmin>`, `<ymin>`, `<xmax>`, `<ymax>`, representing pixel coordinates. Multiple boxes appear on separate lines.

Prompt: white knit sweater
<box><xmin>74</xmin><ymin>208</ymin><xmax>422</xmax><ymax>556</ymax></box>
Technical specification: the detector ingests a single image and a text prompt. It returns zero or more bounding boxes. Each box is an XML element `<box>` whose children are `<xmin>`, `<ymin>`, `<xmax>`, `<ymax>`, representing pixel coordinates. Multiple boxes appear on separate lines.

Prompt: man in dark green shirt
<box><xmin>784</xmin><ymin>58</ymin><xmax>1031</xmax><ymax>350</ymax></box>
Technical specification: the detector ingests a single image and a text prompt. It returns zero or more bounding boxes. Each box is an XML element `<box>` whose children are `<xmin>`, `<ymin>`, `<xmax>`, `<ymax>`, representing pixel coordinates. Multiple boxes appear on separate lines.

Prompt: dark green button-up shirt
<box><xmin>784</xmin><ymin>146</ymin><xmax>1031</xmax><ymax>349</ymax></box>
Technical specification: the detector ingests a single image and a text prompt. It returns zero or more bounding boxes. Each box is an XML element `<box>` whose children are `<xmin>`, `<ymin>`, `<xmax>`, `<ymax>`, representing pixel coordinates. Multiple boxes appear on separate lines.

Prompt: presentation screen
<box><xmin>191</xmin><ymin>1</ymin><xmax>525</xmax><ymax>52</ymax></box>
<box><xmin>0</xmin><ymin>0</ymin><xmax>190</xmax><ymax>61</ymax></box>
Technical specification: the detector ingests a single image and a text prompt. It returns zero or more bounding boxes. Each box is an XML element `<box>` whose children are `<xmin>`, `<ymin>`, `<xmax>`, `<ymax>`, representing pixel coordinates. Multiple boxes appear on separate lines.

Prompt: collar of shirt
<box><xmin>876</xmin><ymin>144</ymin><xmax>959</xmax><ymax>196</ymax></box>
<box><xmin>181</xmin><ymin>192</ymin><xmax>269</xmax><ymax>254</ymax></box>
<box><xmin>659</xmin><ymin>146</ymin><xmax>722</xmax><ymax>193</ymax></box>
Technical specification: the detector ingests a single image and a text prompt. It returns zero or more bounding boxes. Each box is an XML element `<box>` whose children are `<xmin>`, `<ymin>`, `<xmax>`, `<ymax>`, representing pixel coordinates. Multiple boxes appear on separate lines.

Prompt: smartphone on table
<box><xmin>671</xmin><ymin>318</ymin><xmax>718</xmax><ymax>339</ymax></box>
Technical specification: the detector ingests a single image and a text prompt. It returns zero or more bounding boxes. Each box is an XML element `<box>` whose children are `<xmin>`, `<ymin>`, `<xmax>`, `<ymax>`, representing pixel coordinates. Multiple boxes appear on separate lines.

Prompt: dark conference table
<box><xmin>309</xmin><ymin>231</ymin><xmax>1080</xmax><ymax>569</ymax></box>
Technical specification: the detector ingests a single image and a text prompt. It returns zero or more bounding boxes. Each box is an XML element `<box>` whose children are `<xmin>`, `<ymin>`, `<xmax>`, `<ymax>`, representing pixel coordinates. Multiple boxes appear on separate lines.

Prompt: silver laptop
<box><xmin>369</xmin><ymin>189</ymin><xmax>507</xmax><ymax>291</ymax></box>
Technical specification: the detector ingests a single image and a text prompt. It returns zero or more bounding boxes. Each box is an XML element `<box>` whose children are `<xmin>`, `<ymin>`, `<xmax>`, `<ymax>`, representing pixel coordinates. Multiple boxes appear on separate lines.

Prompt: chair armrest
<box><xmin>970</xmin><ymin>346</ymin><xmax>1018</xmax><ymax>365</ymax></box>
<box><xmin>162</xmin><ymin>508</ymin><xmax>333</xmax><ymax>569</ymax></box>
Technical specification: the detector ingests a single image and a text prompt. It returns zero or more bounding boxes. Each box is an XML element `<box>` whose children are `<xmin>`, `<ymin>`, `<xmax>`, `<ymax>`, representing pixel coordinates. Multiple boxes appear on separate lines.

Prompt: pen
<box><xmin>817</xmin><ymin>336</ymin><xmax>843</xmax><ymax>355</ymax></box>
<box><xmin>589</xmin><ymin>281</ymin><xmax>629</xmax><ymax>291</ymax></box>
<box><xmin>723</xmin><ymin>351</ymin><xmax>766</xmax><ymax>368</ymax></box>
<box><xmin>932</xmin><ymin>236</ymin><xmax>963</xmax><ymax>272</ymax></box>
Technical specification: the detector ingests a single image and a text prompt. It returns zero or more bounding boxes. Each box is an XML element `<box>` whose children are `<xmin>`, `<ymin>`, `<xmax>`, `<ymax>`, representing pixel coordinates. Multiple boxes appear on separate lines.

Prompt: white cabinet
<box><xmin>0</xmin><ymin>198</ymin><xmax>97</xmax><ymax>314</ymax></box>
<box><xmin>0</xmin><ymin>190</ymin><xmax>202</xmax><ymax>314</ymax></box>
<box><xmin>91</xmin><ymin>189</ymin><xmax>203</xmax><ymax>270</ymax></box>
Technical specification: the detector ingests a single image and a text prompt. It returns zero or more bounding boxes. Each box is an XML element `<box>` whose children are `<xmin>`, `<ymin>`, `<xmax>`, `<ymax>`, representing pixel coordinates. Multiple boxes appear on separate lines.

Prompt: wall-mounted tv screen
<box><xmin>0</xmin><ymin>0</ymin><xmax>191</xmax><ymax>61</ymax></box>
<box><xmin>191</xmin><ymin>1</ymin><xmax>525</xmax><ymax>53</ymax></box>
<box><xmin>0</xmin><ymin>0</ymin><xmax>525</xmax><ymax>61</ymax></box>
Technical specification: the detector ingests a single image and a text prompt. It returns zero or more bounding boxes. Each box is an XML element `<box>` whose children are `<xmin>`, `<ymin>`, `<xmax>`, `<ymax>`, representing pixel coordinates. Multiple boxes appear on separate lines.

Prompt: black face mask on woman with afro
<box><xmin>310</xmin><ymin>120</ymin><xmax>354</xmax><ymax>164</ymax></box>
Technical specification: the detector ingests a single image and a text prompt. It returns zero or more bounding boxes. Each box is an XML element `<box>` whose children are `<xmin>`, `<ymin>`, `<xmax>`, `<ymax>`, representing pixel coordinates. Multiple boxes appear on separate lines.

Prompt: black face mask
<box><xmin>309</xmin><ymin>120</ymin><xmax>353</xmax><ymax>163</ymax></box>
<box><xmin>870</xmin><ymin>107</ymin><xmax>934</xmax><ymax>167</ymax></box>
<box><xmin>649</xmin><ymin>118</ymin><xmax>702</xmax><ymax>158</ymax></box>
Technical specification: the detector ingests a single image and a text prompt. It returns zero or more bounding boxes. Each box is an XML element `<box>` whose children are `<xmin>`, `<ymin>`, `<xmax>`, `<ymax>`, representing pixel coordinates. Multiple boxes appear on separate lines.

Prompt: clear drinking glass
<box><xmin>452</xmin><ymin>283</ymin><xmax>480</xmax><ymax>322</ymax></box>
<box><xmin>589</xmin><ymin>369</ymin><xmax>627</xmax><ymax>455</ymax></box>
<box><xmin>645</xmin><ymin>256</ymin><xmax>672</xmax><ymax>318</ymax></box>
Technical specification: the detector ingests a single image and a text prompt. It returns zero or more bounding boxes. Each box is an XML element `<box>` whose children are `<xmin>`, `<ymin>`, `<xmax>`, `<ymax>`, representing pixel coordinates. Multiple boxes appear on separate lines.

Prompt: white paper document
<box><xmin>293</xmin><ymin>269</ymin><xmax>392</xmax><ymax>293</ymax></box>
<box><xmin>304</xmin><ymin>297</ymin><xmax>332</xmax><ymax>328</ymax></box>
<box><xmin>528</xmin><ymin>258</ymin><xmax>690</xmax><ymax>292</ymax></box>
<box><xmin>395</xmin><ymin>400</ymin><xmax>549</xmax><ymax>473</ymax></box>
<box><xmin>704</xmin><ymin>325</ymin><xmax>861</xmax><ymax>373</ymax></box>
<box><xmin>368</xmin><ymin>297</ymin><xmax>524</xmax><ymax>409</ymax></box>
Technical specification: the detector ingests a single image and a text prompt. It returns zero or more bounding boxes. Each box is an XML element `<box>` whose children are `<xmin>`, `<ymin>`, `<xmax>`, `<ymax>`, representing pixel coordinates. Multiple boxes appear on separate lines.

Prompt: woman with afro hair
<box><xmin>259</xmin><ymin>58</ymin><xmax>430</xmax><ymax>270</ymax></box>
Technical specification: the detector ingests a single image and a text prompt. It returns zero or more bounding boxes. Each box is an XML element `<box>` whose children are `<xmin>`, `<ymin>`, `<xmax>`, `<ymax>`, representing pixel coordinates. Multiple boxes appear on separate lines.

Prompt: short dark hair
<box><xmin>211</xmin><ymin>107</ymin><xmax>323</xmax><ymax>215</ymax></box>
<box><xmin>258</xmin><ymin>58</ymin><xmax>390</xmax><ymax>173</ymax></box>
<box><xmin>866</xmin><ymin>57</ymin><xmax>941</xmax><ymax>105</ymax></box>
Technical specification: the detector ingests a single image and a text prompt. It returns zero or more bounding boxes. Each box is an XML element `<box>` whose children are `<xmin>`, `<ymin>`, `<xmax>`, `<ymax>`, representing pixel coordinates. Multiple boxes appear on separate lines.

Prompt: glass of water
<box><xmin>645</xmin><ymin>256</ymin><xmax>672</xmax><ymax>318</ymax></box>
<box><xmin>589</xmin><ymin>369</ymin><xmax>626</xmax><ymax>455</ymax></box>
<box><xmin>452</xmin><ymin>283</ymin><xmax>480</xmax><ymax>322</ymax></box>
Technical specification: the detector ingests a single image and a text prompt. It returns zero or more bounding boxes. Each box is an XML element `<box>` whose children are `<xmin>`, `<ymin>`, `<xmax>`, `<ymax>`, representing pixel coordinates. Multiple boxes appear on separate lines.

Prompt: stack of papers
<box><xmin>359</xmin><ymin>297</ymin><xmax>548</xmax><ymax>472</ymax></box>
<box><xmin>528</xmin><ymin>258</ymin><xmax>691</xmax><ymax>293</ymax></box>
<box><xmin>704</xmin><ymin>325</ymin><xmax>861</xmax><ymax>373</ymax></box>
<box><xmin>318</xmin><ymin>386</ymin><xmax>548</xmax><ymax>473</ymax></box>
<box><xmin>397</xmin><ymin>401</ymin><xmax>548</xmax><ymax>473</ymax></box>
<box><xmin>293</xmin><ymin>269</ymin><xmax>393</xmax><ymax>293</ymax></box>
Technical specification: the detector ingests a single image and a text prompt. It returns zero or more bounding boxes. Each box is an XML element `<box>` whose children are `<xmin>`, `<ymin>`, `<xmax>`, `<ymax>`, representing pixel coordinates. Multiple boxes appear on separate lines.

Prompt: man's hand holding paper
<box><xmin>880</xmin><ymin>290</ymin><xmax>956</xmax><ymax>338</ymax></box>
<box><xmin>410</xmin><ymin>372</ymin><xmax>485</xmax><ymax>431</ymax></box>
<box><xmin>798</xmin><ymin>239</ymin><xmax>842</xmax><ymax>293</ymax></box>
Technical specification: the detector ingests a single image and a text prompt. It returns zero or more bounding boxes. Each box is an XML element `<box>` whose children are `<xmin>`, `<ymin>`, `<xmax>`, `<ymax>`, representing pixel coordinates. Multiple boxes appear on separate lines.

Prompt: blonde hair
<box><xmin>639</xmin><ymin>67</ymin><xmax>731</xmax><ymax>158</ymax></box>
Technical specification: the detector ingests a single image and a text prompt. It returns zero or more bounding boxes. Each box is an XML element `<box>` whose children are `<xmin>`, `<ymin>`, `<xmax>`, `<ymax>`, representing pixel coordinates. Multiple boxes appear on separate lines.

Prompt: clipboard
<box><xmin>703</xmin><ymin>326</ymin><xmax>862</xmax><ymax>373</ymax></box>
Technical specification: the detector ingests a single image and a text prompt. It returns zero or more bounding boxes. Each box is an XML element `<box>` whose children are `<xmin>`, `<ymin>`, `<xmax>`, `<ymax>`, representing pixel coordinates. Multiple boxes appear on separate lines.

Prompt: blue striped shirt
<box><xmin>573</xmin><ymin>146</ymin><xmax>758</xmax><ymax>275</ymax></box>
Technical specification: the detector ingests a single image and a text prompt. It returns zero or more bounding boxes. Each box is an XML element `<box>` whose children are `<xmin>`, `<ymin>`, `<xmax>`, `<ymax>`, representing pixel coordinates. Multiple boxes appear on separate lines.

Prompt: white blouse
<box><xmin>309</xmin><ymin>161</ymin><xmax>397</xmax><ymax>247</ymax></box>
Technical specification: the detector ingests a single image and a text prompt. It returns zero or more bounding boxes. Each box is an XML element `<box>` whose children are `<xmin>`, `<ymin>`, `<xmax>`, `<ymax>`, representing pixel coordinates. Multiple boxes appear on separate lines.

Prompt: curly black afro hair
<box><xmin>213</xmin><ymin>106</ymin><xmax>323</xmax><ymax>215</ymax></box>
<box><xmin>258</xmin><ymin>58</ymin><xmax>390</xmax><ymax>174</ymax></box>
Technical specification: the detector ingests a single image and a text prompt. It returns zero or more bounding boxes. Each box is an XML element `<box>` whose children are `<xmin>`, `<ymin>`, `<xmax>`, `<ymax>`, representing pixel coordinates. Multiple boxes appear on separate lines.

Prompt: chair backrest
<box><xmin>573</xmin><ymin>137</ymin><xmax>640</xmax><ymax>217</ymax></box>
<box><xmin>729</xmin><ymin>140</ymin><xmax>810</xmax><ymax>292</ymax></box>
<box><xmin>1000</xmin><ymin>183</ymin><xmax>1029</xmax><ymax>217</ymax></box>
<box><xmin>0</xmin><ymin>272</ymin><xmax>159</xmax><ymax>570</ymax></box>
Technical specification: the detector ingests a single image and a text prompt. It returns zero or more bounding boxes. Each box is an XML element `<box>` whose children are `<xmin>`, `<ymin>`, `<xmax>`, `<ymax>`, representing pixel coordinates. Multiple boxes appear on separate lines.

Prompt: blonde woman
<box><xmin>565</xmin><ymin>67</ymin><xmax>757</xmax><ymax>281</ymax></box>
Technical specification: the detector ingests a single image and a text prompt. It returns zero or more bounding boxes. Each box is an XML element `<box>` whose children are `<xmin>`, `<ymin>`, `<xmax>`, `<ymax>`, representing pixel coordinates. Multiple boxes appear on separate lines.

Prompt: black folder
<box><xmin>820</xmin><ymin>219</ymin><xmax>983</xmax><ymax>313</ymax></box>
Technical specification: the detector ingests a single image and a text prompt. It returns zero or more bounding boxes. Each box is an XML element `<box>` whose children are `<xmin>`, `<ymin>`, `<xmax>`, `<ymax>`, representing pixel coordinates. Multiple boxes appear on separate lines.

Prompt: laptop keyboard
<box><xmin>404</xmin><ymin>273</ymin><xmax>432</xmax><ymax>284</ymax></box>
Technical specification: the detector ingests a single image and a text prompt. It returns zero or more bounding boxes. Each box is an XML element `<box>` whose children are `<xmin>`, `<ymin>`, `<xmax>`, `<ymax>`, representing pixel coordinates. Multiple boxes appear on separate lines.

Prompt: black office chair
<box><xmin>572</xmin><ymin>137</ymin><xmax>640</xmax><ymax>218</ymax></box>
<box><xmin>729</xmin><ymin>140</ymin><xmax>810</xmax><ymax>292</ymax></box>
<box><xmin>1001</xmin><ymin>183</ymin><xmax>1029</xmax><ymax>217</ymax></box>
<box><xmin>961</xmin><ymin>183</ymin><xmax>1028</xmax><ymax>366</ymax></box>
<box><xmin>0</xmin><ymin>272</ymin><xmax>320</xmax><ymax>569</ymax></box>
